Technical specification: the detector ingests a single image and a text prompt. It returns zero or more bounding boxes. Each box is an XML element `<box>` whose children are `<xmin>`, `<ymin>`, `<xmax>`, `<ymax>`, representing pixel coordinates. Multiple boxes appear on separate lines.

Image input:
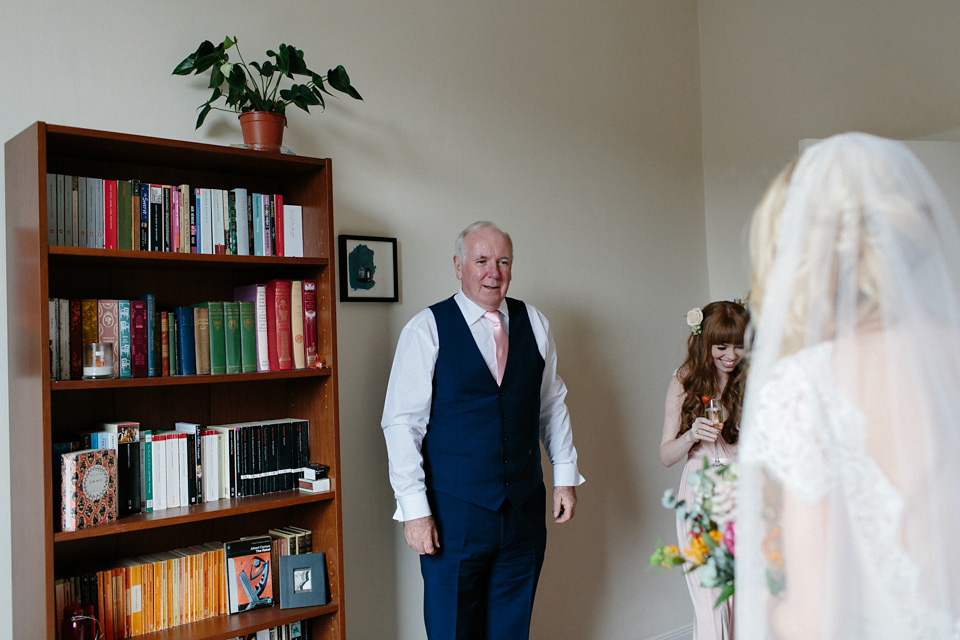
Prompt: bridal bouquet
<box><xmin>649</xmin><ymin>458</ymin><xmax>737</xmax><ymax>606</ymax></box>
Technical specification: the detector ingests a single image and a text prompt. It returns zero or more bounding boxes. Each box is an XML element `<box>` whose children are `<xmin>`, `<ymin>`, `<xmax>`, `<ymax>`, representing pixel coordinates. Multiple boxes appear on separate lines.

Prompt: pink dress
<box><xmin>676</xmin><ymin>436</ymin><xmax>737</xmax><ymax>640</ymax></box>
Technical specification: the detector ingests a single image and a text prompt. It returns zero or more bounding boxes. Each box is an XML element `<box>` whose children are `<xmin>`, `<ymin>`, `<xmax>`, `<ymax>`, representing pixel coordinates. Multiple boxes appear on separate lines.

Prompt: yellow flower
<box><xmin>708</xmin><ymin>529</ymin><xmax>724</xmax><ymax>544</ymax></box>
<box><xmin>684</xmin><ymin>534</ymin><xmax>709</xmax><ymax>565</ymax></box>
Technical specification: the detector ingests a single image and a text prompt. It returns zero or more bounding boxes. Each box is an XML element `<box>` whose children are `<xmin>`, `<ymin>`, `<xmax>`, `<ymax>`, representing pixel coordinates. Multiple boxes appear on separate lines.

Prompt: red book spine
<box><xmin>104</xmin><ymin>179</ymin><xmax>119</xmax><ymax>250</ymax></box>
<box><xmin>302</xmin><ymin>279</ymin><xmax>319</xmax><ymax>368</ymax></box>
<box><xmin>273</xmin><ymin>194</ymin><xmax>284</xmax><ymax>257</ymax></box>
<box><xmin>69</xmin><ymin>299</ymin><xmax>83</xmax><ymax>379</ymax></box>
<box><xmin>265</xmin><ymin>279</ymin><xmax>293</xmax><ymax>371</ymax></box>
<box><xmin>98</xmin><ymin>300</ymin><xmax>120</xmax><ymax>378</ymax></box>
<box><xmin>131</xmin><ymin>300</ymin><xmax>148</xmax><ymax>378</ymax></box>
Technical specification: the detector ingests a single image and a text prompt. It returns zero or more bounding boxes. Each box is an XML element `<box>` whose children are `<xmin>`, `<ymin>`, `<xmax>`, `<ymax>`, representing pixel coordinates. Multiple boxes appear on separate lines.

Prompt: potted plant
<box><xmin>173</xmin><ymin>36</ymin><xmax>363</xmax><ymax>150</ymax></box>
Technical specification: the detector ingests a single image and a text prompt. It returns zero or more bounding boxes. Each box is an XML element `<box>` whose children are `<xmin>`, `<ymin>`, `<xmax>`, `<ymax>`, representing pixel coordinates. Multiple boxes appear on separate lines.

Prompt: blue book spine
<box><xmin>176</xmin><ymin>307</ymin><xmax>197</xmax><ymax>376</ymax></box>
<box><xmin>252</xmin><ymin>193</ymin><xmax>263</xmax><ymax>256</ymax></box>
<box><xmin>118</xmin><ymin>300</ymin><xmax>132</xmax><ymax>378</ymax></box>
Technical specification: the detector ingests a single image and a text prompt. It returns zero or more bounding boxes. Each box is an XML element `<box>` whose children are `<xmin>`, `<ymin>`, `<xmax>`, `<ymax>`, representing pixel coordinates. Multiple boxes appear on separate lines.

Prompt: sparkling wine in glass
<box><xmin>705</xmin><ymin>398</ymin><xmax>723</xmax><ymax>467</ymax></box>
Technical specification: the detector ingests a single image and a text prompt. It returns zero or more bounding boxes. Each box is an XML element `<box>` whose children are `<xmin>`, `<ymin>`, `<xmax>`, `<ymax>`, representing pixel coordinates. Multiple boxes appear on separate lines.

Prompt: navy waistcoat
<box><xmin>423</xmin><ymin>296</ymin><xmax>545</xmax><ymax>510</ymax></box>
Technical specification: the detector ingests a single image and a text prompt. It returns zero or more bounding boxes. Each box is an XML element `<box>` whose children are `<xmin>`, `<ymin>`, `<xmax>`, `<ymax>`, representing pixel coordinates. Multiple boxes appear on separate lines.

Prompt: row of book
<box><xmin>58</xmin><ymin>418</ymin><xmax>316</xmax><ymax>533</ymax></box>
<box><xmin>46</xmin><ymin>173</ymin><xmax>305</xmax><ymax>257</ymax></box>
<box><xmin>49</xmin><ymin>279</ymin><xmax>321</xmax><ymax>381</ymax></box>
<box><xmin>54</xmin><ymin>525</ymin><xmax>317</xmax><ymax>640</ymax></box>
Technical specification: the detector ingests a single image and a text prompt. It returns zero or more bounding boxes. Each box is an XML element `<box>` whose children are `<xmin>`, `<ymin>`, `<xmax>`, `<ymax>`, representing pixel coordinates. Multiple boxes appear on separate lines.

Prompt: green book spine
<box><xmin>205</xmin><ymin>302</ymin><xmax>226</xmax><ymax>375</ymax></box>
<box><xmin>117</xmin><ymin>180</ymin><xmax>133</xmax><ymax>250</ymax></box>
<box><xmin>118</xmin><ymin>300</ymin><xmax>132</xmax><ymax>378</ymax></box>
<box><xmin>237</xmin><ymin>301</ymin><xmax>257</xmax><ymax>373</ymax></box>
<box><xmin>223</xmin><ymin>301</ymin><xmax>242</xmax><ymax>374</ymax></box>
<box><xmin>142</xmin><ymin>431</ymin><xmax>153</xmax><ymax>512</ymax></box>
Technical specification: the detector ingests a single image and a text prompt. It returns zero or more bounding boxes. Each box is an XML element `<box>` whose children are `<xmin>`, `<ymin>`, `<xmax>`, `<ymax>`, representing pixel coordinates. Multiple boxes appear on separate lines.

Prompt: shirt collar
<box><xmin>454</xmin><ymin>288</ymin><xmax>508</xmax><ymax>325</ymax></box>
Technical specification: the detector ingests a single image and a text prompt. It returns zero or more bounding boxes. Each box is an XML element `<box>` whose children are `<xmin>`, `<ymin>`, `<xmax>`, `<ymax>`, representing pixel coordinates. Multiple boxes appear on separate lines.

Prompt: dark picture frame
<box><xmin>279</xmin><ymin>552</ymin><xmax>330</xmax><ymax>609</ymax></box>
<box><xmin>338</xmin><ymin>235</ymin><xmax>399</xmax><ymax>302</ymax></box>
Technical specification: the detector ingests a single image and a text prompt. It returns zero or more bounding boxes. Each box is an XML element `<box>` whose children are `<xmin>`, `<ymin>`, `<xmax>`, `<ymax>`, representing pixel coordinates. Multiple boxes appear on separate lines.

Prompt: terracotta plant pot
<box><xmin>238</xmin><ymin>111</ymin><xmax>286</xmax><ymax>151</ymax></box>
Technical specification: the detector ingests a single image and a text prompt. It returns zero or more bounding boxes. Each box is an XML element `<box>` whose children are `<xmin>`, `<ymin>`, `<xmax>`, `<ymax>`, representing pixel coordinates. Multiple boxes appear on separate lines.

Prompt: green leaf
<box><xmin>287</xmin><ymin>46</ymin><xmax>309</xmax><ymax>75</ymax></box>
<box><xmin>327</xmin><ymin>65</ymin><xmax>363</xmax><ymax>100</ymax></box>
<box><xmin>209</xmin><ymin>64</ymin><xmax>224</xmax><ymax>90</ymax></box>
<box><xmin>261</xmin><ymin>61</ymin><xmax>275</xmax><ymax>77</ymax></box>
<box><xmin>226</xmin><ymin>64</ymin><xmax>247</xmax><ymax>92</ymax></box>
<box><xmin>195</xmin><ymin>103</ymin><xmax>212</xmax><ymax>129</ymax></box>
<box><xmin>713</xmin><ymin>583</ymin><xmax>735</xmax><ymax>607</ymax></box>
<box><xmin>223</xmin><ymin>35</ymin><xmax>236</xmax><ymax>49</ymax></box>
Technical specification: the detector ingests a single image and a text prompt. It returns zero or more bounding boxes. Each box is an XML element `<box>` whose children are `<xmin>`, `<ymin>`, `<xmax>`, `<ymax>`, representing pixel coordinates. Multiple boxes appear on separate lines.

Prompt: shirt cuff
<box><xmin>552</xmin><ymin>462</ymin><xmax>585</xmax><ymax>488</ymax></box>
<box><xmin>394</xmin><ymin>491</ymin><xmax>432</xmax><ymax>522</ymax></box>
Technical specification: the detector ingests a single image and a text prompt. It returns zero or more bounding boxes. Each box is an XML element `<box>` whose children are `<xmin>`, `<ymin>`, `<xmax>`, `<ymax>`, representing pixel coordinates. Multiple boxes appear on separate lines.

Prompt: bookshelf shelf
<box><xmin>6</xmin><ymin>122</ymin><xmax>345</xmax><ymax>639</ymax></box>
<box><xmin>54</xmin><ymin>486</ymin><xmax>337</xmax><ymax>542</ymax></box>
<box><xmin>51</xmin><ymin>367</ymin><xmax>333</xmax><ymax>391</ymax></box>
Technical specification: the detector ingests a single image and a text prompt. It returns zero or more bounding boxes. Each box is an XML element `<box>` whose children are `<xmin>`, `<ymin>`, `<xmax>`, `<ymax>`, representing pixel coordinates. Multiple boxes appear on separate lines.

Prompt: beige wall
<box><xmin>699</xmin><ymin>0</ymin><xmax>960</xmax><ymax>301</ymax></box>
<box><xmin>0</xmin><ymin>1</ymin><xmax>705</xmax><ymax>639</ymax></box>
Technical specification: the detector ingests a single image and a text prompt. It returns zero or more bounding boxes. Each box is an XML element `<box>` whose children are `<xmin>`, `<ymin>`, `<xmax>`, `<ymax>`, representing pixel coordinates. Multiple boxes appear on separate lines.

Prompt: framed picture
<box><xmin>279</xmin><ymin>552</ymin><xmax>330</xmax><ymax>609</ymax></box>
<box><xmin>338</xmin><ymin>235</ymin><xmax>399</xmax><ymax>302</ymax></box>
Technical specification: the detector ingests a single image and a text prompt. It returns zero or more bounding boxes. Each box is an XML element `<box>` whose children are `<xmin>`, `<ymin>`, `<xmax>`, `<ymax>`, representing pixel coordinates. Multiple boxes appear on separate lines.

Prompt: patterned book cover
<box><xmin>118</xmin><ymin>300</ymin><xmax>132</xmax><ymax>378</ymax></box>
<box><xmin>97</xmin><ymin>299</ymin><xmax>120</xmax><ymax>378</ymax></box>
<box><xmin>69</xmin><ymin>298</ymin><xmax>83</xmax><ymax>379</ymax></box>
<box><xmin>131</xmin><ymin>299</ymin><xmax>149</xmax><ymax>378</ymax></box>
<box><xmin>61</xmin><ymin>448</ymin><xmax>117</xmax><ymax>532</ymax></box>
<box><xmin>225</xmin><ymin>535</ymin><xmax>274</xmax><ymax>614</ymax></box>
<box><xmin>302</xmin><ymin>280</ymin><xmax>319</xmax><ymax>368</ymax></box>
<box><xmin>81</xmin><ymin>298</ymin><xmax>98</xmax><ymax>345</ymax></box>
<box><xmin>160</xmin><ymin>311</ymin><xmax>170</xmax><ymax>377</ymax></box>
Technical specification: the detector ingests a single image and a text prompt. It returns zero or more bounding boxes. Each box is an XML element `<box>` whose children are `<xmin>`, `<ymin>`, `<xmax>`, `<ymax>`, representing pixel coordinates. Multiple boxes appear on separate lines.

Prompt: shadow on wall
<box><xmin>532</xmin><ymin>308</ymin><xmax>639</xmax><ymax>638</ymax></box>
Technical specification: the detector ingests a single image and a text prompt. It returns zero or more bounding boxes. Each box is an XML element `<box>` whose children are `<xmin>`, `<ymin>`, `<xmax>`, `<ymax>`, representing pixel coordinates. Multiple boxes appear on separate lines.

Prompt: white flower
<box><xmin>686</xmin><ymin>308</ymin><xmax>703</xmax><ymax>335</ymax></box>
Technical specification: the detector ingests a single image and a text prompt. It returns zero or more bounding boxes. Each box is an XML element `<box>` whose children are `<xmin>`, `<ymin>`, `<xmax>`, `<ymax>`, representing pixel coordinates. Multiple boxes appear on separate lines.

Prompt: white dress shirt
<box><xmin>381</xmin><ymin>289</ymin><xmax>585</xmax><ymax>521</ymax></box>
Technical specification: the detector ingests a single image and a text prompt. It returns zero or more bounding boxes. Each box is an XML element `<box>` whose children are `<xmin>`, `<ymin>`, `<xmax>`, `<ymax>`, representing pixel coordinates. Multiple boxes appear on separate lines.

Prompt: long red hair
<box><xmin>677</xmin><ymin>301</ymin><xmax>749</xmax><ymax>444</ymax></box>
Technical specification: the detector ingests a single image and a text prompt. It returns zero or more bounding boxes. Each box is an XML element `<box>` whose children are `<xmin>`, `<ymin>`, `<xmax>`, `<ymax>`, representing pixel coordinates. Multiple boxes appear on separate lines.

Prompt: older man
<box><xmin>381</xmin><ymin>221</ymin><xmax>584</xmax><ymax>639</ymax></box>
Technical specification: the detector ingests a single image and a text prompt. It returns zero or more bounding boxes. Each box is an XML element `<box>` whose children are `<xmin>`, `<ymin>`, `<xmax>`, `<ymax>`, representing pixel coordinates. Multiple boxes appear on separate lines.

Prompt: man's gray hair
<box><xmin>455</xmin><ymin>221</ymin><xmax>513</xmax><ymax>263</ymax></box>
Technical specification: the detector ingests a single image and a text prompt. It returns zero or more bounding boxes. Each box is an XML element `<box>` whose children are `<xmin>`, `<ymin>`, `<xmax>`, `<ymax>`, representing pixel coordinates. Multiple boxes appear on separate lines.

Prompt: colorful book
<box><xmin>224</xmin><ymin>536</ymin><xmax>274</xmax><ymax>614</ymax></box>
<box><xmin>160</xmin><ymin>311</ymin><xmax>170</xmax><ymax>377</ymax></box>
<box><xmin>97</xmin><ymin>299</ymin><xmax>120</xmax><ymax>378</ymax></box>
<box><xmin>81</xmin><ymin>298</ymin><xmax>99</xmax><ymax>345</ymax></box>
<box><xmin>130</xmin><ymin>299</ymin><xmax>149</xmax><ymax>378</ymax></box>
<box><xmin>69</xmin><ymin>298</ymin><xmax>83</xmax><ymax>379</ymax></box>
<box><xmin>61</xmin><ymin>449</ymin><xmax>117</xmax><ymax>532</ymax></box>
<box><xmin>193</xmin><ymin>306</ymin><xmax>211</xmax><ymax>375</ymax></box>
<box><xmin>131</xmin><ymin>180</ymin><xmax>141</xmax><ymax>252</ymax></box>
<box><xmin>140</xmin><ymin>431</ymin><xmax>153</xmax><ymax>513</ymax></box>
<box><xmin>117</xmin><ymin>180</ymin><xmax>133</xmax><ymax>251</ymax></box>
<box><xmin>118</xmin><ymin>300</ymin><xmax>132</xmax><ymax>378</ymax></box>
<box><xmin>290</xmin><ymin>280</ymin><xmax>305</xmax><ymax>370</ymax></box>
<box><xmin>234</xmin><ymin>284</ymin><xmax>269</xmax><ymax>372</ymax></box>
<box><xmin>175</xmin><ymin>307</ymin><xmax>197</xmax><ymax>376</ymax></box>
<box><xmin>252</xmin><ymin>193</ymin><xmax>264</xmax><ymax>256</ymax></box>
<box><xmin>237</xmin><ymin>301</ymin><xmax>257</xmax><ymax>373</ymax></box>
<box><xmin>103</xmin><ymin>179</ymin><xmax>118</xmax><ymax>250</ymax></box>
<box><xmin>223</xmin><ymin>301</ymin><xmax>242</xmax><ymax>374</ymax></box>
<box><xmin>149</xmin><ymin>185</ymin><xmax>163</xmax><ymax>252</ymax></box>
<box><xmin>264</xmin><ymin>280</ymin><xmax>293</xmax><ymax>371</ymax></box>
<box><xmin>274</xmin><ymin>193</ymin><xmax>284</xmax><ymax>257</ymax></box>
<box><xmin>139</xmin><ymin>182</ymin><xmax>150</xmax><ymax>251</ymax></box>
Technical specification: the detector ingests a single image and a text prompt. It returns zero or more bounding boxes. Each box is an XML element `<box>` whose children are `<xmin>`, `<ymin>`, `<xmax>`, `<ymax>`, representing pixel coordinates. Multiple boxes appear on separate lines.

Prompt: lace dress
<box><xmin>741</xmin><ymin>343</ymin><xmax>959</xmax><ymax>639</ymax></box>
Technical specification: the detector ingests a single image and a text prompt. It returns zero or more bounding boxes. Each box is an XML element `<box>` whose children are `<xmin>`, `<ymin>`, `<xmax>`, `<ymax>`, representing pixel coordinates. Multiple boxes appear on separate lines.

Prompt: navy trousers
<box><xmin>420</xmin><ymin>485</ymin><xmax>547</xmax><ymax>640</ymax></box>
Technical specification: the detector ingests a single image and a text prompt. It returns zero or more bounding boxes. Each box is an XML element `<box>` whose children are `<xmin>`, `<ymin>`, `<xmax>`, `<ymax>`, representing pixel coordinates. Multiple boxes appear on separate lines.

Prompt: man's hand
<box><xmin>403</xmin><ymin>515</ymin><xmax>440</xmax><ymax>555</ymax></box>
<box><xmin>553</xmin><ymin>486</ymin><xmax>577</xmax><ymax>523</ymax></box>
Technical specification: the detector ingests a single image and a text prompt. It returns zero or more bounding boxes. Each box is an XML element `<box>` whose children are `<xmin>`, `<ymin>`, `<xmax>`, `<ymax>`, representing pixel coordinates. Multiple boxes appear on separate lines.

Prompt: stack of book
<box><xmin>48</xmin><ymin>278</ymin><xmax>320</xmax><ymax>381</ymax></box>
<box><xmin>45</xmin><ymin>175</ymin><xmax>304</xmax><ymax>257</ymax></box>
<box><xmin>58</xmin><ymin>418</ymin><xmax>314</xmax><ymax>523</ymax></box>
<box><xmin>54</xmin><ymin>524</ymin><xmax>315</xmax><ymax>640</ymax></box>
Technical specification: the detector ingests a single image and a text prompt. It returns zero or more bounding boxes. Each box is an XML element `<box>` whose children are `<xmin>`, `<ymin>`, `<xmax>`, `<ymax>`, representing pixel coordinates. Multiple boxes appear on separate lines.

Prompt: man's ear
<box><xmin>453</xmin><ymin>255</ymin><xmax>462</xmax><ymax>280</ymax></box>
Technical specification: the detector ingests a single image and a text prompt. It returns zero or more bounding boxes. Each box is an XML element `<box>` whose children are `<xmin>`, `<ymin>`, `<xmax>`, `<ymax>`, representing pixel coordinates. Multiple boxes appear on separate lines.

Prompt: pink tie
<box><xmin>484</xmin><ymin>310</ymin><xmax>508</xmax><ymax>384</ymax></box>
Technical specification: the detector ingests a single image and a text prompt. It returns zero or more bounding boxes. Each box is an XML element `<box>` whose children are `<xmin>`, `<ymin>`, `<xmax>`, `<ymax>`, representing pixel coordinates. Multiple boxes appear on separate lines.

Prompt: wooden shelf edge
<box><xmin>51</xmin><ymin>367</ymin><xmax>333</xmax><ymax>390</ymax></box>
<box><xmin>134</xmin><ymin>601</ymin><xmax>339</xmax><ymax>640</ymax></box>
<box><xmin>55</xmin><ymin>487</ymin><xmax>337</xmax><ymax>542</ymax></box>
<box><xmin>49</xmin><ymin>246</ymin><xmax>330</xmax><ymax>267</ymax></box>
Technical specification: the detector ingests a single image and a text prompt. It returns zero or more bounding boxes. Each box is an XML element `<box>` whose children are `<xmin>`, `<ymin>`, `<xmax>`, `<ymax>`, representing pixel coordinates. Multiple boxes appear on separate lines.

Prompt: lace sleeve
<box><xmin>743</xmin><ymin>349</ymin><xmax>834</xmax><ymax>502</ymax></box>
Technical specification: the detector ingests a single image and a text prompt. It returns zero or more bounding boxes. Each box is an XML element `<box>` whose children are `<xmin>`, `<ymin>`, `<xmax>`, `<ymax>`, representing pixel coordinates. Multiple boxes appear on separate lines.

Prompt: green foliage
<box><xmin>173</xmin><ymin>36</ymin><xmax>363</xmax><ymax>129</ymax></box>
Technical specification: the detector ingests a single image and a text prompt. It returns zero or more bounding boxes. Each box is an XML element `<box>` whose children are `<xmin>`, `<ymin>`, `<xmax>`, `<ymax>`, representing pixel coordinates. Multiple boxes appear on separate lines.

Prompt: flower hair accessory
<box><xmin>686</xmin><ymin>308</ymin><xmax>703</xmax><ymax>335</ymax></box>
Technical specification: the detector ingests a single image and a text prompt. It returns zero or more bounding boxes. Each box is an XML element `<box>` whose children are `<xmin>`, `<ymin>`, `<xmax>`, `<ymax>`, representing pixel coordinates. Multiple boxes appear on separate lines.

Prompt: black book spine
<box><xmin>117</xmin><ymin>442</ymin><xmax>141</xmax><ymax>517</ymax></box>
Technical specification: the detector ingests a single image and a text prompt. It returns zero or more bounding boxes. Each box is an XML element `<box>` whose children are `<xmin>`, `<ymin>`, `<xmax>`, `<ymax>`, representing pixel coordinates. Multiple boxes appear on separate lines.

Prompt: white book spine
<box><xmin>282</xmin><ymin>204</ymin><xmax>304</xmax><ymax>258</ymax></box>
<box><xmin>203</xmin><ymin>432</ymin><xmax>219</xmax><ymax>502</ymax></box>
<box><xmin>200</xmin><ymin>188</ymin><xmax>213</xmax><ymax>254</ymax></box>
<box><xmin>165</xmin><ymin>433</ymin><xmax>180</xmax><ymax>508</ymax></box>
<box><xmin>153</xmin><ymin>435</ymin><xmax>167</xmax><ymax>511</ymax></box>
<box><xmin>233</xmin><ymin>188</ymin><xmax>250</xmax><ymax>255</ymax></box>
<box><xmin>255</xmin><ymin>285</ymin><xmax>270</xmax><ymax>372</ymax></box>
<box><xmin>178</xmin><ymin>434</ymin><xmax>188</xmax><ymax>507</ymax></box>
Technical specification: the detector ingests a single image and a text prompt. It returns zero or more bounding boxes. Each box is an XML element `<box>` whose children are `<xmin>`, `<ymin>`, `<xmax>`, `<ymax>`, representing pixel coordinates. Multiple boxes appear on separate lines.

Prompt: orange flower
<box><xmin>685</xmin><ymin>534</ymin><xmax>709</xmax><ymax>565</ymax></box>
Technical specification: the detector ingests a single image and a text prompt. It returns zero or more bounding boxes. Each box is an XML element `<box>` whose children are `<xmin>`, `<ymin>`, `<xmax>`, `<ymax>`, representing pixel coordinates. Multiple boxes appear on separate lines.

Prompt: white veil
<box><xmin>737</xmin><ymin>133</ymin><xmax>960</xmax><ymax>639</ymax></box>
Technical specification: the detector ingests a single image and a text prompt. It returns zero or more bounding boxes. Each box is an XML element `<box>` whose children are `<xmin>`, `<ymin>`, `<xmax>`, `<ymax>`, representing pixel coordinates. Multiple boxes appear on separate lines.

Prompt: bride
<box><xmin>736</xmin><ymin>133</ymin><xmax>960</xmax><ymax>639</ymax></box>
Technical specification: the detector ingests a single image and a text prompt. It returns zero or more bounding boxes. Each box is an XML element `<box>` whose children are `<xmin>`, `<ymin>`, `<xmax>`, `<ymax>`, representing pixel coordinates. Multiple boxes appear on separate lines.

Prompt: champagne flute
<box><xmin>705</xmin><ymin>398</ymin><xmax>723</xmax><ymax>467</ymax></box>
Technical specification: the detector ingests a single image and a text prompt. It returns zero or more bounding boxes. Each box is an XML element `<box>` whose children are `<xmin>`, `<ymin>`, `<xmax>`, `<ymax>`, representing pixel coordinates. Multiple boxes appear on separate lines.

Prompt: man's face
<box><xmin>454</xmin><ymin>227</ymin><xmax>512</xmax><ymax>311</ymax></box>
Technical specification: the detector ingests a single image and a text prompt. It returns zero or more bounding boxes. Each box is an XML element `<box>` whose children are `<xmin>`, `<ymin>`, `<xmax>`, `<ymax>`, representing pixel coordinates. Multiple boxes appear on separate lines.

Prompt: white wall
<box><xmin>0</xmin><ymin>1</ymin><xmax>706</xmax><ymax>639</ymax></box>
<box><xmin>699</xmin><ymin>0</ymin><xmax>960</xmax><ymax>301</ymax></box>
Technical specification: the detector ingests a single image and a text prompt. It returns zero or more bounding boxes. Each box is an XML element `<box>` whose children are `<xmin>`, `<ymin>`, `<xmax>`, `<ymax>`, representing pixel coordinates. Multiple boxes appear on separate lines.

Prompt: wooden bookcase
<box><xmin>5</xmin><ymin>122</ymin><xmax>345</xmax><ymax>639</ymax></box>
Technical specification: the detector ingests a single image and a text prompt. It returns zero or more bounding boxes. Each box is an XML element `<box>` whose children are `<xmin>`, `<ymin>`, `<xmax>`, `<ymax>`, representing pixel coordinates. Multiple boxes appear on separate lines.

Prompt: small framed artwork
<box><xmin>338</xmin><ymin>235</ymin><xmax>399</xmax><ymax>302</ymax></box>
<box><xmin>279</xmin><ymin>552</ymin><xmax>330</xmax><ymax>609</ymax></box>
